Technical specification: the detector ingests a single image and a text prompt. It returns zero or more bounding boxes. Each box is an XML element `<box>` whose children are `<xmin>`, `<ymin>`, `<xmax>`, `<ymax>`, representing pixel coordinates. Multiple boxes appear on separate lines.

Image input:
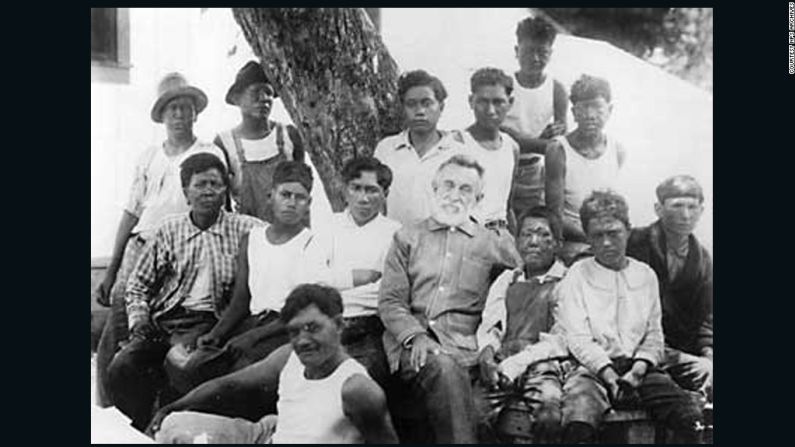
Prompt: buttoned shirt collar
<box><xmin>181</xmin><ymin>209</ymin><xmax>228</xmax><ymax>241</ymax></box>
<box><xmin>393</xmin><ymin>129</ymin><xmax>461</xmax><ymax>156</ymax></box>
<box><xmin>427</xmin><ymin>215</ymin><xmax>477</xmax><ymax>237</ymax></box>
<box><xmin>511</xmin><ymin>259</ymin><xmax>567</xmax><ymax>285</ymax></box>
<box><xmin>341</xmin><ymin>209</ymin><xmax>384</xmax><ymax>229</ymax></box>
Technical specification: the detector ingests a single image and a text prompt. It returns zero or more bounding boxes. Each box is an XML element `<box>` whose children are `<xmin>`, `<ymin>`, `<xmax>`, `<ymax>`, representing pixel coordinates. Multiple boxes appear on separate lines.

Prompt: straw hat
<box><xmin>150</xmin><ymin>72</ymin><xmax>208</xmax><ymax>123</ymax></box>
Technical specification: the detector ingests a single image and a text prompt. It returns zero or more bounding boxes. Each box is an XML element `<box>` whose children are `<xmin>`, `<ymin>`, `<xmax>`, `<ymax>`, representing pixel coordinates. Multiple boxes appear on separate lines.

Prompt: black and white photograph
<box><xmin>90</xmin><ymin>7</ymin><xmax>713</xmax><ymax>444</ymax></box>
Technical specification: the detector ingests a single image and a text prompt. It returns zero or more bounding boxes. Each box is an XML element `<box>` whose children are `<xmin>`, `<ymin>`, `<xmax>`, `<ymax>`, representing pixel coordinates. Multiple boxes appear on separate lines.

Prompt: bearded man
<box><xmin>378</xmin><ymin>154</ymin><xmax>518</xmax><ymax>443</ymax></box>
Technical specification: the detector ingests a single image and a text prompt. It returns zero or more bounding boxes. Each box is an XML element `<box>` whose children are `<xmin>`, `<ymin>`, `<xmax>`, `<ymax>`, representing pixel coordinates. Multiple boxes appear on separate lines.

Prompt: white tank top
<box><xmin>461</xmin><ymin>130</ymin><xmax>517</xmax><ymax>222</ymax></box>
<box><xmin>503</xmin><ymin>75</ymin><xmax>554</xmax><ymax>138</ymax></box>
<box><xmin>271</xmin><ymin>352</ymin><xmax>369</xmax><ymax>444</ymax></box>
<box><xmin>247</xmin><ymin>225</ymin><xmax>313</xmax><ymax>315</ymax></box>
<box><xmin>557</xmin><ymin>135</ymin><xmax>621</xmax><ymax>231</ymax></box>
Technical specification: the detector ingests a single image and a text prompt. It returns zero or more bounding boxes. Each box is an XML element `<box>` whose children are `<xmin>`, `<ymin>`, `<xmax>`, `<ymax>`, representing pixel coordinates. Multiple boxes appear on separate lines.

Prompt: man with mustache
<box><xmin>544</xmin><ymin>74</ymin><xmax>627</xmax><ymax>264</ymax></box>
<box><xmin>474</xmin><ymin>206</ymin><xmax>569</xmax><ymax>443</ymax></box>
<box><xmin>627</xmin><ymin>175</ymin><xmax>713</xmax><ymax>400</ymax></box>
<box><xmin>106</xmin><ymin>153</ymin><xmax>262</xmax><ymax>431</ymax></box>
<box><xmin>556</xmin><ymin>190</ymin><xmax>704</xmax><ymax>443</ymax></box>
<box><xmin>374</xmin><ymin>69</ymin><xmax>469</xmax><ymax>227</ymax></box>
<box><xmin>379</xmin><ymin>155</ymin><xmax>518</xmax><ymax>443</ymax></box>
<box><xmin>149</xmin><ymin>284</ymin><xmax>399</xmax><ymax>444</ymax></box>
<box><xmin>94</xmin><ymin>73</ymin><xmax>226</xmax><ymax>407</ymax></box>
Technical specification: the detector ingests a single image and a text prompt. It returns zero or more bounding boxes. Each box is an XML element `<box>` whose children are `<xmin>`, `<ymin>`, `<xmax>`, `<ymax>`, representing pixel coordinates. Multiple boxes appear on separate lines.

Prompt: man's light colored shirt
<box><xmin>125</xmin><ymin>140</ymin><xmax>227</xmax><ymax>239</ymax></box>
<box><xmin>461</xmin><ymin>130</ymin><xmax>518</xmax><ymax>224</ymax></box>
<box><xmin>373</xmin><ymin>130</ymin><xmax>469</xmax><ymax>227</ymax></box>
<box><xmin>557</xmin><ymin>257</ymin><xmax>664</xmax><ymax>374</ymax></box>
<box><xmin>126</xmin><ymin>210</ymin><xmax>263</xmax><ymax>327</ymax></box>
<box><xmin>477</xmin><ymin>260</ymin><xmax>567</xmax><ymax>352</ymax></box>
<box><xmin>378</xmin><ymin>217</ymin><xmax>519</xmax><ymax>372</ymax></box>
<box><xmin>246</xmin><ymin>225</ymin><xmax>324</xmax><ymax>315</ymax></box>
<box><xmin>312</xmin><ymin>211</ymin><xmax>402</xmax><ymax>317</ymax></box>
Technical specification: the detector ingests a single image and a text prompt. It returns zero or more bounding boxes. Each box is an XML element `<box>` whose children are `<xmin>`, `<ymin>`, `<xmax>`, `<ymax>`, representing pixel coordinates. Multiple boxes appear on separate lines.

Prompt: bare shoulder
<box><xmin>342</xmin><ymin>373</ymin><xmax>387</xmax><ymax>413</ymax></box>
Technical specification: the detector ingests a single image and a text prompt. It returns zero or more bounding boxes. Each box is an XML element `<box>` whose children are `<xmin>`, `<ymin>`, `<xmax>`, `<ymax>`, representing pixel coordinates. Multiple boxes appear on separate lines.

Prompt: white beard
<box><xmin>432</xmin><ymin>204</ymin><xmax>471</xmax><ymax>227</ymax></box>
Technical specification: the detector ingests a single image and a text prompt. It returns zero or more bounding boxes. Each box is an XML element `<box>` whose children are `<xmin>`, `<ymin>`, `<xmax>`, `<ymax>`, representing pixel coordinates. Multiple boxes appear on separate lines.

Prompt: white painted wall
<box><xmin>92</xmin><ymin>8</ymin><xmax>712</xmax><ymax>258</ymax></box>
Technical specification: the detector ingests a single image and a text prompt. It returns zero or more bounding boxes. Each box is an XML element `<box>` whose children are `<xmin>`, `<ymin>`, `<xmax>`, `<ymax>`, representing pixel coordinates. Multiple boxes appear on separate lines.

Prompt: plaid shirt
<box><xmin>126</xmin><ymin>210</ymin><xmax>263</xmax><ymax>328</ymax></box>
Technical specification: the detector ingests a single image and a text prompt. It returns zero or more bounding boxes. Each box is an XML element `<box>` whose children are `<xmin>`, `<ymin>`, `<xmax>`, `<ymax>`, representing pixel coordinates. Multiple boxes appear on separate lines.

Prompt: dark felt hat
<box><xmin>150</xmin><ymin>72</ymin><xmax>208</xmax><ymax>123</ymax></box>
<box><xmin>225</xmin><ymin>61</ymin><xmax>277</xmax><ymax>105</ymax></box>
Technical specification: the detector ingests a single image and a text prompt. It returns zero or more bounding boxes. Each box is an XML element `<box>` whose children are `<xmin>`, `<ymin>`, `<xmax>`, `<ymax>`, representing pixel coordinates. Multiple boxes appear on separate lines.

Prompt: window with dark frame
<box><xmin>91</xmin><ymin>8</ymin><xmax>118</xmax><ymax>64</ymax></box>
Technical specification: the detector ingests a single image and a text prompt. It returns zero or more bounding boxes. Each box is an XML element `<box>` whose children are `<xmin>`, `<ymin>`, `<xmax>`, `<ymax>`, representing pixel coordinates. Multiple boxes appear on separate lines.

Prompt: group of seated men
<box><xmin>93</xmin><ymin>14</ymin><xmax>712</xmax><ymax>445</ymax></box>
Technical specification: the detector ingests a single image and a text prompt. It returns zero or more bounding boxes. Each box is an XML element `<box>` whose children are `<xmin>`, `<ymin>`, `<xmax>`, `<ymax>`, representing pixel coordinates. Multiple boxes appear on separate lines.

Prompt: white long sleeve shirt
<box><xmin>557</xmin><ymin>257</ymin><xmax>664</xmax><ymax>374</ymax></box>
<box><xmin>310</xmin><ymin>211</ymin><xmax>402</xmax><ymax>317</ymax></box>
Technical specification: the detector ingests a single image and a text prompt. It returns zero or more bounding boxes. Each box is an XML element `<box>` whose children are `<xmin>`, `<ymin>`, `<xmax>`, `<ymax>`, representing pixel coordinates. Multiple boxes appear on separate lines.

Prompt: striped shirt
<box><xmin>126</xmin><ymin>210</ymin><xmax>264</xmax><ymax>327</ymax></box>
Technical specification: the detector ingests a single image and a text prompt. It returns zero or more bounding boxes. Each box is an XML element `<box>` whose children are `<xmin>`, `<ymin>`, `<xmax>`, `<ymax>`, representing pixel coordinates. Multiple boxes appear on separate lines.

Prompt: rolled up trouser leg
<box><xmin>561</xmin><ymin>365</ymin><xmax>610</xmax><ymax>441</ymax></box>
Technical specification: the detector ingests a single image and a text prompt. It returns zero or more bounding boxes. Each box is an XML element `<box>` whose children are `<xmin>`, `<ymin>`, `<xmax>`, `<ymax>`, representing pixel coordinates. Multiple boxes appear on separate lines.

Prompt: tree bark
<box><xmin>232</xmin><ymin>8</ymin><xmax>403</xmax><ymax>211</ymax></box>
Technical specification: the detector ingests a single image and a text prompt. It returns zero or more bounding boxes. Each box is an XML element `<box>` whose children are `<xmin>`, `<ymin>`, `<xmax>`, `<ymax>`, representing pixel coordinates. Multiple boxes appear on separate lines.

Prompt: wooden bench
<box><xmin>601</xmin><ymin>400</ymin><xmax>713</xmax><ymax>444</ymax></box>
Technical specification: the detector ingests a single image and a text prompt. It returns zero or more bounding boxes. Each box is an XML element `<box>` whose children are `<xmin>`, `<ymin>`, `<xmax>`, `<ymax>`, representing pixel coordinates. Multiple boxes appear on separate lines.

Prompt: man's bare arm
<box><xmin>95</xmin><ymin>211</ymin><xmax>139</xmax><ymax>305</ymax></box>
<box><xmin>342</xmin><ymin>374</ymin><xmax>399</xmax><ymax>444</ymax></box>
<box><xmin>203</xmin><ymin>233</ymin><xmax>252</xmax><ymax>344</ymax></box>
<box><xmin>148</xmin><ymin>345</ymin><xmax>292</xmax><ymax>435</ymax></box>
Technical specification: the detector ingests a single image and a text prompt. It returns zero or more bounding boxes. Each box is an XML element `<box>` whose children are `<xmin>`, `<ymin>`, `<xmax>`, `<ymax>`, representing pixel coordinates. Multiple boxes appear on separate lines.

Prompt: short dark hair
<box><xmin>570</xmin><ymin>74</ymin><xmax>612</xmax><ymax>104</ymax></box>
<box><xmin>470</xmin><ymin>67</ymin><xmax>514</xmax><ymax>96</ymax></box>
<box><xmin>516</xmin><ymin>206</ymin><xmax>563</xmax><ymax>241</ymax></box>
<box><xmin>656</xmin><ymin>175</ymin><xmax>704</xmax><ymax>204</ymax></box>
<box><xmin>279</xmin><ymin>284</ymin><xmax>344</xmax><ymax>324</ymax></box>
<box><xmin>579</xmin><ymin>190</ymin><xmax>631</xmax><ymax>232</ymax></box>
<box><xmin>341</xmin><ymin>157</ymin><xmax>393</xmax><ymax>191</ymax></box>
<box><xmin>398</xmin><ymin>70</ymin><xmax>447</xmax><ymax>103</ymax></box>
<box><xmin>516</xmin><ymin>16</ymin><xmax>557</xmax><ymax>44</ymax></box>
<box><xmin>180</xmin><ymin>153</ymin><xmax>228</xmax><ymax>188</ymax></box>
<box><xmin>272</xmin><ymin>160</ymin><xmax>313</xmax><ymax>193</ymax></box>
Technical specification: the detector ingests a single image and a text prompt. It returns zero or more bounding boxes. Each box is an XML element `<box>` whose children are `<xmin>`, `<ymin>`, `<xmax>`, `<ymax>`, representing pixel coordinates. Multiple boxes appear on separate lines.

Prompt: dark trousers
<box><xmin>341</xmin><ymin>315</ymin><xmax>390</xmax><ymax>388</ymax></box>
<box><xmin>475</xmin><ymin>359</ymin><xmax>566</xmax><ymax>443</ymax></box>
<box><xmin>94</xmin><ymin>235</ymin><xmax>146</xmax><ymax>407</ymax></box>
<box><xmin>562</xmin><ymin>358</ymin><xmax>704</xmax><ymax>443</ymax></box>
<box><xmin>396</xmin><ymin>351</ymin><xmax>478</xmax><ymax>444</ymax></box>
<box><xmin>107</xmin><ymin>309</ymin><xmax>216</xmax><ymax>430</ymax></box>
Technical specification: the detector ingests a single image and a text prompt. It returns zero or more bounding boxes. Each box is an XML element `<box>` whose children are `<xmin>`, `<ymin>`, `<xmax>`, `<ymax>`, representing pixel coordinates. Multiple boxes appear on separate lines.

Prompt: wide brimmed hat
<box><xmin>150</xmin><ymin>72</ymin><xmax>208</xmax><ymax>123</ymax></box>
<box><xmin>225</xmin><ymin>61</ymin><xmax>277</xmax><ymax>105</ymax></box>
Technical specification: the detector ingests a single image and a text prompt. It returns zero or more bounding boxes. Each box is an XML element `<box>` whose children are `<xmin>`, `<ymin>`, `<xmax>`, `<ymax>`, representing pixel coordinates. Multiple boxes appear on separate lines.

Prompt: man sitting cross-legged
<box><xmin>149</xmin><ymin>284</ymin><xmax>399</xmax><ymax>444</ymax></box>
<box><xmin>106</xmin><ymin>153</ymin><xmax>262</xmax><ymax>431</ymax></box>
<box><xmin>474</xmin><ymin>206</ymin><xmax>569</xmax><ymax>443</ymax></box>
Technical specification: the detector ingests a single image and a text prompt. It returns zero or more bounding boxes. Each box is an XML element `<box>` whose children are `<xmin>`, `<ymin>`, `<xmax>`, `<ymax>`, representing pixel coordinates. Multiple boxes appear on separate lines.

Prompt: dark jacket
<box><xmin>627</xmin><ymin>220</ymin><xmax>713</xmax><ymax>354</ymax></box>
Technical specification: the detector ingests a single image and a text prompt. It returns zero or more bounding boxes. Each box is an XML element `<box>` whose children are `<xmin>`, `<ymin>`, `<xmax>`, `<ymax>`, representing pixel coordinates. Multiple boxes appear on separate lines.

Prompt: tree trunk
<box><xmin>232</xmin><ymin>8</ymin><xmax>403</xmax><ymax>211</ymax></box>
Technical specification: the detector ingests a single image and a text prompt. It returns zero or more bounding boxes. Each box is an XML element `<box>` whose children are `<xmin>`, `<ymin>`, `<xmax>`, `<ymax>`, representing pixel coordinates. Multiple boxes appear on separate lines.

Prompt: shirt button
<box><xmin>439</xmin><ymin>286</ymin><xmax>445</xmax><ymax>292</ymax></box>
